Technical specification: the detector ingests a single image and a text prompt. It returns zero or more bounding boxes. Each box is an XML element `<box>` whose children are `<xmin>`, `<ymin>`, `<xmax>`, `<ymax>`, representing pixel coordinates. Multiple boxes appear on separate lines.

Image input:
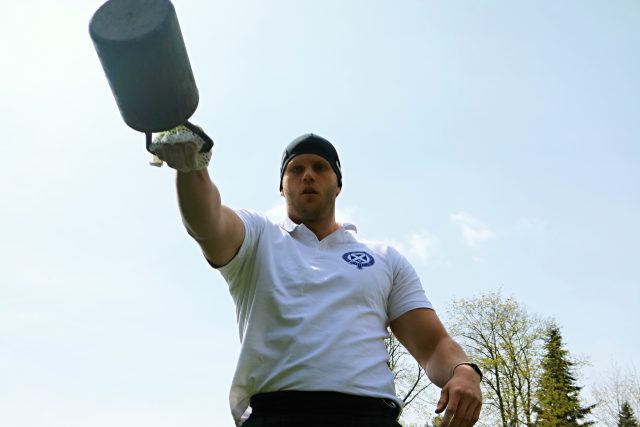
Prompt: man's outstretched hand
<box><xmin>153</xmin><ymin>139</ymin><xmax>200</xmax><ymax>172</ymax></box>
<box><xmin>149</xmin><ymin>125</ymin><xmax>212</xmax><ymax>172</ymax></box>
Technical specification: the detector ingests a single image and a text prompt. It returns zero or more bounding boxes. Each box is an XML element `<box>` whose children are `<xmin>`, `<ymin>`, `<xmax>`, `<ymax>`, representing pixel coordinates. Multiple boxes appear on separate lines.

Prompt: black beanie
<box><xmin>279</xmin><ymin>133</ymin><xmax>342</xmax><ymax>191</ymax></box>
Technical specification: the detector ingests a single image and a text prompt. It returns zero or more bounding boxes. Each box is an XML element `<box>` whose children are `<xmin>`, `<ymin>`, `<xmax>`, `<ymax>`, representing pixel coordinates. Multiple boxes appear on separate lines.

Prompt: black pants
<box><xmin>242</xmin><ymin>391</ymin><xmax>402</xmax><ymax>427</ymax></box>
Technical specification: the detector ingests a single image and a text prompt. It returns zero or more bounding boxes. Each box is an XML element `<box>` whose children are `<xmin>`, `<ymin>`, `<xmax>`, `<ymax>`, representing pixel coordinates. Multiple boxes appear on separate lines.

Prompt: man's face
<box><xmin>281</xmin><ymin>153</ymin><xmax>341</xmax><ymax>223</ymax></box>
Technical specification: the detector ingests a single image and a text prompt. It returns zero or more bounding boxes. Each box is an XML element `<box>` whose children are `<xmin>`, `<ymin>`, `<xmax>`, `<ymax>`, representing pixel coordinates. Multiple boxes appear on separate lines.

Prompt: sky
<box><xmin>1</xmin><ymin>0</ymin><xmax>639</xmax><ymax>426</ymax></box>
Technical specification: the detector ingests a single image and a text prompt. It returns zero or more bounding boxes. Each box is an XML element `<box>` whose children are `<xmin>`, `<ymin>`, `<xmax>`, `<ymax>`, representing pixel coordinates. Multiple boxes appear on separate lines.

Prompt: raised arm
<box><xmin>390</xmin><ymin>308</ymin><xmax>482</xmax><ymax>426</ymax></box>
<box><xmin>176</xmin><ymin>169</ymin><xmax>244</xmax><ymax>266</ymax></box>
<box><xmin>154</xmin><ymin>137</ymin><xmax>245</xmax><ymax>267</ymax></box>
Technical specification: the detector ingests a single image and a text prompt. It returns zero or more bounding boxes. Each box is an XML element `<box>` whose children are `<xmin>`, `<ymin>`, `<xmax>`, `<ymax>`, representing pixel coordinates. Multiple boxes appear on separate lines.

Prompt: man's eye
<box><xmin>289</xmin><ymin>165</ymin><xmax>304</xmax><ymax>174</ymax></box>
<box><xmin>313</xmin><ymin>163</ymin><xmax>328</xmax><ymax>172</ymax></box>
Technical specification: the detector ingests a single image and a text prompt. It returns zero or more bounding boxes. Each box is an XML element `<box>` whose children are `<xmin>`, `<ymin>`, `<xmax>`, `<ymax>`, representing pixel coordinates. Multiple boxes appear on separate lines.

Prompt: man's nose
<box><xmin>302</xmin><ymin>168</ymin><xmax>315</xmax><ymax>181</ymax></box>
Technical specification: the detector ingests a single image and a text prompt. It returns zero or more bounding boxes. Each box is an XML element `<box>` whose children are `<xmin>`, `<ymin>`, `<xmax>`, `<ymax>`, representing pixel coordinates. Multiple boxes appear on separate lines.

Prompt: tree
<box><xmin>617</xmin><ymin>401</ymin><xmax>639</xmax><ymax>427</ymax></box>
<box><xmin>591</xmin><ymin>363</ymin><xmax>640</xmax><ymax>426</ymax></box>
<box><xmin>386</xmin><ymin>329</ymin><xmax>435</xmax><ymax>421</ymax></box>
<box><xmin>533</xmin><ymin>324</ymin><xmax>595</xmax><ymax>426</ymax></box>
<box><xmin>447</xmin><ymin>290</ymin><xmax>547</xmax><ymax>427</ymax></box>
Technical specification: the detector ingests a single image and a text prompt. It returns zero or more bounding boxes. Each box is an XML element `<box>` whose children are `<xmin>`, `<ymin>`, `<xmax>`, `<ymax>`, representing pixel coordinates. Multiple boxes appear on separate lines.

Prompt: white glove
<box><xmin>148</xmin><ymin>125</ymin><xmax>212</xmax><ymax>172</ymax></box>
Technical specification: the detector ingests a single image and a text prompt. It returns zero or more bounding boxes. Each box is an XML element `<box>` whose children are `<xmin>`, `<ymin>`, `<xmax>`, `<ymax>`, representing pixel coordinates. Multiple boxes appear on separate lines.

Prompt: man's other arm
<box><xmin>390</xmin><ymin>308</ymin><xmax>482</xmax><ymax>426</ymax></box>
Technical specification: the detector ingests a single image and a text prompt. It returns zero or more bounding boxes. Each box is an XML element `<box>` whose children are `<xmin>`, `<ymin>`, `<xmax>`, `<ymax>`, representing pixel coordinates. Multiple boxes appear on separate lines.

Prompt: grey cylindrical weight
<box><xmin>89</xmin><ymin>0</ymin><xmax>199</xmax><ymax>133</ymax></box>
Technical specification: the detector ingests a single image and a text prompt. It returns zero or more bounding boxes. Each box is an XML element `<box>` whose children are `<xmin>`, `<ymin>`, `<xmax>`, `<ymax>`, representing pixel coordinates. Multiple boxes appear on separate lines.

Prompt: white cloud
<box><xmin>407</xmin><ymin>233</ymin><xmax>439</xmax><ymax>264</ymax></box>
<box><xmin>265</xmin><ymin>200</ymin><xmax>286</xmax><ymax>222</ymax></box>
<box><xmin>385</xmin><ymin>233</ymin><xmax>440</xmax><ymax>265</ymax></box>
<box><xmin>450</xmin><ymin>212</ymin><xmax>495</xmax><ymax>246</ymax></box>
<box><xmin>336</xmin><ymin>206</ymin><xmax>357</xmax><ymax>225</ymax></box>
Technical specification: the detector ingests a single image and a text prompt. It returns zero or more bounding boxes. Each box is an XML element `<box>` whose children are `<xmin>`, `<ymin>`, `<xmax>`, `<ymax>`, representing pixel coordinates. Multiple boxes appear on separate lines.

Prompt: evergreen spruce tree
<box><xmin>618</xmin><ymin>401</ymin><xmax>639</xmax><ymax>427</ymax></box>
<box><xmin>533</xmin><ymin>324</ymin><xmax>595</xmax><ymax>426</ymax></box>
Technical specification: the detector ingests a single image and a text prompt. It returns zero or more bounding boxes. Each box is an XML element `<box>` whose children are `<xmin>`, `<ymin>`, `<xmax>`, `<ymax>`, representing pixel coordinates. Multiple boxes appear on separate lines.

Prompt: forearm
<box><xmin>176</xmin><ymin>169</ymin><xmax>222</xmax><ymax>241</ymax></box>
<box><xmin>391</xmin><ymin>305</ymin><xmax>482</xmax><ymax>423</ymax></box>
<box><xmin>424</xmin><ymin>337</ymin><xmax>470</xmax><ymax>388</ymax></box>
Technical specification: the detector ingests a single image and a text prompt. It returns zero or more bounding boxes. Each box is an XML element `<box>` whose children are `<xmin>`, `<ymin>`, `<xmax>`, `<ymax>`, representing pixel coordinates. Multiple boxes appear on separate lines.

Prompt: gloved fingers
<box><xmin>153</xmin><ymin>140</ymin><xmax>198</xmax><ymax>171</ymax></box>
<box><xmin>148</xmin><ymin>125</ymin><xmax>212</xmax><ymax>172</ymax></box>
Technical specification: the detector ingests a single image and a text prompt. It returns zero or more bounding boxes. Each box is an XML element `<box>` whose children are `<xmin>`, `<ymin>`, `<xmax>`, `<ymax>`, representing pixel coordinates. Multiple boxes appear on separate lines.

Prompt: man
<box><xmin>152</xmin><ymin>131</ymin><xmax>482</xmax><ymax>426</ymax></box>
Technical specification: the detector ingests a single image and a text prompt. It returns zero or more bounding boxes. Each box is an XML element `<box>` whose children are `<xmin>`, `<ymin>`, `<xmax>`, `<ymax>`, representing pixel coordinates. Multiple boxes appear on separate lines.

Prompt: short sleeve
<box><xmin>217</xmin><ymin>209</ymin><xmax>266</xmax><ymax>288</ymax></box>
<box><xmin>387</xmin><ymin>248</ymin><xmax>433</xmax><ymax>321</ymax></box>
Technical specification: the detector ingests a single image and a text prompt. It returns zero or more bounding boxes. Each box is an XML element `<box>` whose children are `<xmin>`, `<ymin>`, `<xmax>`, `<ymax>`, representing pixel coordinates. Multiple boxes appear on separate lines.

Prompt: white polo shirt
<box><xmin>218</xmin><ymin>210</ymin><xmax>432</xmax><ymax>425</ymax></box>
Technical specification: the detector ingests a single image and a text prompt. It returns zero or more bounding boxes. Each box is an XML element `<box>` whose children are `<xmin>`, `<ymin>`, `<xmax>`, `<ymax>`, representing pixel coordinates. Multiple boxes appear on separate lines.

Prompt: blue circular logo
<box><xmin>342</xmin><ymin>251</ymin><xmax>375</xmax><ymax>270</ymax></box>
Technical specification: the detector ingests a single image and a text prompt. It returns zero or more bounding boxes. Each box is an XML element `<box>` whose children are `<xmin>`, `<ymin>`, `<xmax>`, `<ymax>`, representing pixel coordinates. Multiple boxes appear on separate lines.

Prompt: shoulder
<box><xmin>234</xmin><ymin>209</ymin><xmax>281</xmax><ymax>230</ymax></box>
<box><xmin>234</xmin><ymin>208</ymin><xmax>267</xmax><ymax>223</ymax></box>
<box><xmin>217</xmin><ymin>210</ymin><xmax>280</xmax><ymax>275</ymax></box>
<box><xmin>352</xmin><ymin>236</ymin><xmax>406</xmax><ymax>263</ymax></box>
<box><xmin>233</xmin><ymin>209</ymin><xmax>296</xmax><ymax>246</ymax></box>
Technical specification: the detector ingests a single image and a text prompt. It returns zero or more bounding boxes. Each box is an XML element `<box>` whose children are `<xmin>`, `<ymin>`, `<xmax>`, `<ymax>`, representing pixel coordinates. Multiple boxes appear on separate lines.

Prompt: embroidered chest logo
<box><xmin>342</xmin><ymin>251</ymin><xmax>375</xmax><ymax>270</ymax></box>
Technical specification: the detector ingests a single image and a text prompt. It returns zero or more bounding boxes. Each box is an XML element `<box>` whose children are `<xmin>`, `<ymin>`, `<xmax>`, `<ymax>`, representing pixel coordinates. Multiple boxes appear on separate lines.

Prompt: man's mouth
<box><xmin>302</xmin><ymin>188</ymin><xmax>318</xmax><ymax>195</ymax></box>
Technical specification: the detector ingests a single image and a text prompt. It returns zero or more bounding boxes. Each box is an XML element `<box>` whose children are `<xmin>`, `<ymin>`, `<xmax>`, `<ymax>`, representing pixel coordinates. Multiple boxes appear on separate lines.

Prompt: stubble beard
<box><xmin>286</xmin><ymin>191</ymin><xmax>336</xmax><ymax>224</ymax></box>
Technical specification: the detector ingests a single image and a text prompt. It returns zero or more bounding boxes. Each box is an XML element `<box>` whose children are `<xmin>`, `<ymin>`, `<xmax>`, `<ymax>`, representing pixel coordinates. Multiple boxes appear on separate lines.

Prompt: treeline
<box><xmin>388</xmin><ymin>291</ymin><xmax>640</xmax><ymax>427</ymax></box>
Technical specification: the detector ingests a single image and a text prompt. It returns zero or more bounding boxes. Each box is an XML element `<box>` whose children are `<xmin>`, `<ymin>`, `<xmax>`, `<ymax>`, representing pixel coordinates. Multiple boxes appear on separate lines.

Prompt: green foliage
<box><xmin>617</xmin><ymin>401</ymin><xmax>639</xmax><ymax>427</ymax></box>
<box><xmin>398</xmin><ymin>291</ymin><xmax>600</xmax><ymax>427</ymax></box>
<box><xmin>533</xmin><ymin>324</ymin><xmax>595</xmax><ymax>426</ymax></box>
<box><xmin>448</xmin><ymin>290</ymin><xmax>547</xmax><ymax>427</ymax></box>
